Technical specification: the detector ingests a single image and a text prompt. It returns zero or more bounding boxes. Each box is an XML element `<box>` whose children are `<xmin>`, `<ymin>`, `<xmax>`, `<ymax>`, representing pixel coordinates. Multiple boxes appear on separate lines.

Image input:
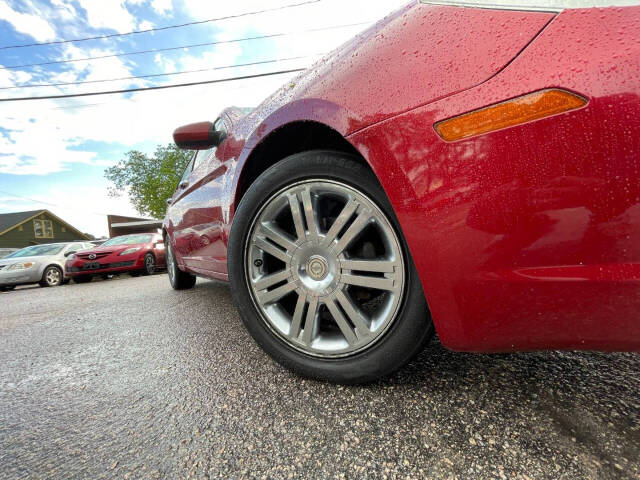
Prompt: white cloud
<box><xmin>0</xmin><ymin>0</ymin><xmax>56</xmax><ymax>41</ymax></box>
<box><xmin>139</xmin><ymin>20</ymin><xmax>154</xmax><ymax>30</ymax></box>
<box><xmin>151</xmin><ymin>0</ymin><xmax>172</xmax><ymax>15</ymax></box>
<box><xmin>0</xmin><ymin>70</ymin><xmax>295</xmax><ymax>176</ymax></box>
<box><xmin>179</xmin><ymin>0</ymin><xmax>408</xmax><ymax>75</ymax></box>
<box><xmin>49</xmin><ymin>0</ymin><xmax>78</xmax><ymax>21</ymax></box>
<box><xmin>77</xmin><ymin>0</ymin><xmax>137</xmax><ymax>33</ymax></box>
<box><xmin>154</xmin><ymin>54</ymin><xmax>177</xmax><ymax>73</ymax></box>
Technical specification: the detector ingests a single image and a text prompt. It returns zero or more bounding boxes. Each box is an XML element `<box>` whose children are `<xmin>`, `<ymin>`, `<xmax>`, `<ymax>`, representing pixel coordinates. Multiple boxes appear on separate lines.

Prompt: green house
<box><xmin>0</xmin><ymin>210</ymin><xmax>90</xmax><ymax>248</ymax></box>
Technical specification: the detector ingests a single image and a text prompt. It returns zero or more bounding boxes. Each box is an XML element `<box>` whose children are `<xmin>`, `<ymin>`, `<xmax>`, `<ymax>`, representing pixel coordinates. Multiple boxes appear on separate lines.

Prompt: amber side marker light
<box><xmin>434</xmin><ymin>89</ymin><xmax>587</xmax><ymax>142</ymax></box>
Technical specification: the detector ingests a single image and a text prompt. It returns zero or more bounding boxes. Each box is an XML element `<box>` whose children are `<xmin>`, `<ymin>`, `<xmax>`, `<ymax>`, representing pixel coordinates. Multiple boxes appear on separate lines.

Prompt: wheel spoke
<box><xmin>332</xmin><ymin>210</ymin><xmax>371</xmax><ymax>255</ymax></box>
<box><xmin>257</xmin><ymin>280</ymin><xmax>297</xmax><ymax>306</ymax></box>
<box><xmin>335</xmin><ymin>290</ymin><xmax>370</xmax><ymax>336</ymax></box>
<box><xmin>324</xmin><ymin>298</ymin><xmax>358</xmax><ymax>345</ymax></box>
<box><xmin>258</xmin><ymin>223</ymin><xmax>297</xmax><ymax>252</ymax></box>
<box><xmin>287</xmin><ymin>194</ymin><xmax>306</xmax><ymax>241</ymax></box>
<box><xmin>300</xmin><ymin>188</ymin><xmax>319</xmax><ymax>241</ymax></box>
<box><xmin>301</xmin><ymin>297</ymin><xmax>319</xmax><ymax>345</ymax></box>
<box><xmin>289</xmin><ymin>293</ymin><xmax>306</xmax><ymax>339</ymax></box>
<box><xmin>340</xmin><ymin>259</ymin><xmax>396</xmax><ymax>273</ymax></box>
<box><xmin>253</xmin><ymin>237</ymin><xmax>292</xmax><ymax>264</ymax></box>
<box><xmin>254</xmin><ymin>269</ymin><xmax>292</xmax><ymax>291</ymax></box>
<box><xmin>341</xmin><ymin>274</ymin><xmax>396</xmax><ymax>291</ymax></box>
<box><xmin>321</xmin><ymin>199</ymin><xmax>359</xmax><ymax>248</ymax></box>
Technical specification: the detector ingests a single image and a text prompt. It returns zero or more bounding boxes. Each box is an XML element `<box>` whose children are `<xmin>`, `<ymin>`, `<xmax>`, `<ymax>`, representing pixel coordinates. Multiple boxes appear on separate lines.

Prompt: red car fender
<box><xmin>227</xmin><ymin>2</ymin><xmax>554</xmax><ymax>216</ymax></box>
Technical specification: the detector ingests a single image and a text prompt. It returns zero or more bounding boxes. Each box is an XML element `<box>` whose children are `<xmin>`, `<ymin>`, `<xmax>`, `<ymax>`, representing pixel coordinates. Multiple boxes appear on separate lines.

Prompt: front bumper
<box><xmin>0</xmin><ymin>266</ymin><xmax>42</xmax><ymax>286</ymax></box>
<box><xmin>66</xmin><ymin>256</ymin><xmax>143</xmax><ymax>276</ymax></box>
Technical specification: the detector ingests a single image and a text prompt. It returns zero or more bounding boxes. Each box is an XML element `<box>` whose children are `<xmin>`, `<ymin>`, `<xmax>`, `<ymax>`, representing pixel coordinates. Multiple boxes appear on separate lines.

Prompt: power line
<box><xmin>0</xmin><ymin>22</ymin><xmax>368</xmax><ymax>70</ymax></box>
<box><xmin>0</xmin><ymin>54</ymin><xmax>321</xmax><ymax>90</ymax></box>
<box><xmin>13</xmin><ymin>77</ymin><xmax>257</xmax><ymax>111</ymax></box>
<box><xmin>0</xmin><ymin>0</ymin><xmax>322</xmax><ymax>50</ymax></box>
<box><xmin>0</xmin><ymin>69</ymin><xmax>305</xmax><ymax>102</ymax></box>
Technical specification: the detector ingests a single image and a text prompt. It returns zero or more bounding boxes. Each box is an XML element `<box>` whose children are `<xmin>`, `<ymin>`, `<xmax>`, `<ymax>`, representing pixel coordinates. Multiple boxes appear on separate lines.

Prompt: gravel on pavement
<box><xmin>1</xmin><ymin>275</ymin><xmax>639</xmax><ymax>479</ymax></box>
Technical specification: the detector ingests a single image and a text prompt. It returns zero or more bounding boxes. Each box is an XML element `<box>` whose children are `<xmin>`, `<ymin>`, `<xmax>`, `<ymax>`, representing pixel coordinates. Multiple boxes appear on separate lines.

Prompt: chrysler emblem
<box><xmin>88</xmin><ymin>254</ymin><xmax>96</xmax><ymax>260</ymax></box>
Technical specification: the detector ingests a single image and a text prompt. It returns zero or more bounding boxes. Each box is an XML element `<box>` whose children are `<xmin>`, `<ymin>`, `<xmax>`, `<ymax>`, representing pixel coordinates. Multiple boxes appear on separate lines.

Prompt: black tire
<box><xmin>228</xmin><ymin>150</ymin><xmax>434</xmax><ymax>384</ymax></box>
<box><xmin>166</xmin><ymin>241</ymin><xmax>196</xmax><ymax>290</ymax></box>
<box><xmin>72</xmin><ymin>275</ymin><xmax>92</xmax><ymax>284</ymax></box>
<box><xmin>142</xmin><ymin>253</ymin><xmax>156</xmax><ymax>276</ymax></box>
<box><xmin>39</xmin><ymin>265</ymin><xmax>64</xmax><ymax>287</ymax></box>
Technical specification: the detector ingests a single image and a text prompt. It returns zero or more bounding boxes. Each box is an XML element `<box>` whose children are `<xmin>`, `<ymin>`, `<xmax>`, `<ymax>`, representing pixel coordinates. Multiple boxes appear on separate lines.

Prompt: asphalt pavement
<box><xmin>1</xmin><ymin>275</ymin><xmax>639</xmax><ymax>479</ymax></box>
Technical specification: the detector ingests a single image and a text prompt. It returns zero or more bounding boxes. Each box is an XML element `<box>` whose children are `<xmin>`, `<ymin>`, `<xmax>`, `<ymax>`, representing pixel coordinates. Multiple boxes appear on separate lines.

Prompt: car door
<box><xmin>167</xmin><ymin>117</ymin><xmax>230</xmax><ymax>275</ymax></box>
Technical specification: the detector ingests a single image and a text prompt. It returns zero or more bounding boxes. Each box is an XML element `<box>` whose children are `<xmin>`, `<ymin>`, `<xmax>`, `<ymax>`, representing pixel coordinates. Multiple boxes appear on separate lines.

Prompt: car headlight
<box><xmin>119</xmin><ymin>247</ymin><xmax>141</xmax><ymax>256</ymax></box>
<box><xmin>7</xmin><ymin>262</ymin><xmax>36</xmax><ymax>271</ymax></box>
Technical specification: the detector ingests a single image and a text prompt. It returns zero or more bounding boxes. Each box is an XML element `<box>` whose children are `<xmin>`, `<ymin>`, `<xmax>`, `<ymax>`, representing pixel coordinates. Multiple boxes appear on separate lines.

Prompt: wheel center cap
<box><xmin>307</xmin><ymin>255</ymin><xmax>329</xmax><ymax>281</ymax></box>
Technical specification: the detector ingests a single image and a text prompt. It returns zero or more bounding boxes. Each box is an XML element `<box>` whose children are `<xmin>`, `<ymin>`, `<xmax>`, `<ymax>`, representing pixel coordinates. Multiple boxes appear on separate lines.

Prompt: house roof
<box><xmin>0</xmin><ymin>209</ymin><xmax>89</xmax><ymax>239</ymax></box>
<box><xmin>0</xmin><ymin>210</ymin><xmax>45</xmax><ymax>235</ymax></box>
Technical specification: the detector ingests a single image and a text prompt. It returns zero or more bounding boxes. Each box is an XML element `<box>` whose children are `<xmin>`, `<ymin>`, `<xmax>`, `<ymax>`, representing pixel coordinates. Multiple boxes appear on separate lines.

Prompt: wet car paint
<box><xmin>164</xmin><ymin>3</ymin><xmax>640</xmax><ymax>353</ymax></box>
<box><xmin>348</xmin><ymin>6</ymin><xmax>640</xmax><ymax>351</ymax></box>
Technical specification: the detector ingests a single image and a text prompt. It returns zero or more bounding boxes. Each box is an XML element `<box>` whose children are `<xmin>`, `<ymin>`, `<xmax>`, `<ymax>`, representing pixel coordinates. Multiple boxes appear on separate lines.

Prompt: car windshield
<box><xmin>6</xmin><ymin>244</ymin><xmax>65</xmax><ymax>258</ymax></box>
<box><xmin>101</xmin><ymin>234</ymin><xmax>153</xmax><ymax>246</ymax></box>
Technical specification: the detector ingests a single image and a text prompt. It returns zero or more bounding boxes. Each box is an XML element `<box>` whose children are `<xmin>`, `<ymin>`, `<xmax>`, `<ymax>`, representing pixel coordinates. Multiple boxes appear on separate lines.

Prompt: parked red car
<box><xmin>163</xmin><ymin>0</ymin><xmax>640</xmax><ymax>383</ymax></box>
<box><xmin>65</xmin><ymin>233</ymin><xmax>165</xmax><ymax>283</ymax></box>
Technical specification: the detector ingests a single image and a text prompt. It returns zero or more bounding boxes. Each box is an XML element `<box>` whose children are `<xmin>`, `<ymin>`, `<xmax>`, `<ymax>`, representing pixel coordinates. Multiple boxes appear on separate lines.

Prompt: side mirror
<box><xmin>64</xmin><ymin>251</ymin><xmax>76</xmax><ymax>257</ymax></box>
<box><xmin>173</xmin><ymin>121</ymin><xmax>226</xmax><ymax>150</ymax></box>
<box><xmin>166</xmin><ymin>198</ymin><xmax>173</xmax><ymax>206</ymax></box>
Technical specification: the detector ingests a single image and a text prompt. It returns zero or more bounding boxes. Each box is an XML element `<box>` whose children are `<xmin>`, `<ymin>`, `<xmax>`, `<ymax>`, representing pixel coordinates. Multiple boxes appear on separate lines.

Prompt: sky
<box><xmin>0</xmin><ymin>0</ymin><xmax>409</xmax><ymax>238</ymax></box>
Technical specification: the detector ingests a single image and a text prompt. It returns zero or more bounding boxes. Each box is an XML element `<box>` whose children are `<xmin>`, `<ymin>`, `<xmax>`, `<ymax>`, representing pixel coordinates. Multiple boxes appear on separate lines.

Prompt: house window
<box><xmin>61</xmin><ymin>227</ymin><xmax>66</xmax><ymax>233</ymax></box>
<box><xmin>34</xmin><ymin>219</ymin><xmax>54</xmax><ymax>238</ymax></box>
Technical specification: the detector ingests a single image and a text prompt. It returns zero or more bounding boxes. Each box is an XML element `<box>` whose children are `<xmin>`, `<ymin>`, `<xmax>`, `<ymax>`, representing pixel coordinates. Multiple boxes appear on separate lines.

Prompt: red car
<box><xmin>163</xmin><ymin>0</ymin><xmax>640</xmax><ymax>383</ymax></box>
<box><xmin>65</xmin><ymin>233</ymin><xmax>165</xmax><ymax>283</ymax></box>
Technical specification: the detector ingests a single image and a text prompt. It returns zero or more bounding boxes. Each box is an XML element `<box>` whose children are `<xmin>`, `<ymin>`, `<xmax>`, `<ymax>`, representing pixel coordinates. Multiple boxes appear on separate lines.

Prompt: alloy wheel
<box><xmin>45</xmin><ymin>267</ymin><xmax>62</xmax><ymax>286</ymax></box>
<box><xmin>245</xmin><ymin>180</ymin><xmax>405</xmax><ymax>358</ymax></box>
<box><xmin>145</xmin><ymin>254</ymin><xmax>156</xmax><ymax>274</ymax></box>
<box><xmin>167</xmin><ymin>243</ymin><xmax>176</xmax><ymax>284</ymax></box>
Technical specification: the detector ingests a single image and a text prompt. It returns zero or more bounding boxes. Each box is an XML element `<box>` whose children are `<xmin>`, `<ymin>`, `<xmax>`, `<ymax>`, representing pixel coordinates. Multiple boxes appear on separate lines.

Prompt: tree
<box><xmin>105</xmin><ymin>144</ymin><xmax>192</xmax><ymax>219</ymax></box>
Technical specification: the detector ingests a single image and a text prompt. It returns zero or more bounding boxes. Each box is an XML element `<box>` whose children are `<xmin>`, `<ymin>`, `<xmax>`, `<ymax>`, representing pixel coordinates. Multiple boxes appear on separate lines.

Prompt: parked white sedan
<box><xmin>0</xmin><ymin>242</ymin><xmax>94</xmax><ymax>291</ymax></box>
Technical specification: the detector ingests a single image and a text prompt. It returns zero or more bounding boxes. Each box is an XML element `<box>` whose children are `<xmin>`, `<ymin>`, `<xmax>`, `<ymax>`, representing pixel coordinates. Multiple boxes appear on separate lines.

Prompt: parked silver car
<box><xmin>0</xmin><ymin>242</ymin><xmax>94</xmax><ymax>291</ymax></box>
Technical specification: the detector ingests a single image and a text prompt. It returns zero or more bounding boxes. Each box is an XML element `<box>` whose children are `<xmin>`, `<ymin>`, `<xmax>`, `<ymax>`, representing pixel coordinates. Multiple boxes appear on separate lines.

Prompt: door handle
<box><xmin>179</xmin><ymin>181</ymin><xmax>189</xmax><ymax>189</ymax></box>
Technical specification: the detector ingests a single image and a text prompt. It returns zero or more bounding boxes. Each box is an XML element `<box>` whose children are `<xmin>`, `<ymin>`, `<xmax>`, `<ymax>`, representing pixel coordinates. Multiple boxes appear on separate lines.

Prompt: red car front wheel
<box><xmin>228</xmin><ymin>151</ymin><xmax>434</xmax><ymax>384</ymax></box>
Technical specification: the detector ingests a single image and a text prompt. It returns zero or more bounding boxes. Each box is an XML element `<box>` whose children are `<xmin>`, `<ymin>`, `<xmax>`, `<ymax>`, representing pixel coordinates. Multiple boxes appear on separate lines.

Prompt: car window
<box><xmin>7</xmin><ymin>244</ymin><xmax>65</xmax><ymax>257</ymax></box>
<box><xmin>192</xmin><ymin>117</ymin><xmax>225</xmax><ymax>171</ymax></box>
<box><xmin>66</xmin><ymin>243</ymin><xmax>84</xmax><ymax>253</ymax></box>
<box><xmin>102</xmin><ymin>234</ymin><xmax>154</xmax><ymax>246</ymax></box>
<box><xmin>178</xmin><ymin>153</ymin><xmax>196</xmax><ymax>185</ymax></box>
<box><xmin>192</xmin><ymin>148</ymin><xmax>214</xmax><ymax>171</ymax></box>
